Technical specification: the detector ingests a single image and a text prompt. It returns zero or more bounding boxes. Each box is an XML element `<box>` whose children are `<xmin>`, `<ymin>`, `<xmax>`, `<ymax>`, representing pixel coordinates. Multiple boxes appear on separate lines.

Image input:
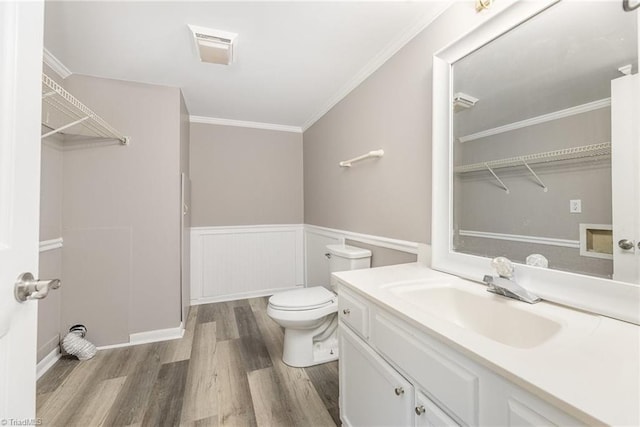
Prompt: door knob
<box><xmin>415</xmin><ymin>405</ymin><xmax>426</xmax><ymax>415</ymax></box>
<box><xmin>618</xmin><ymin>239</ymin><xmax>635</xmax><ymax>250</ymax></box>
<box><xmin>394</xmin><ymin>387</ymin><xmax>404</xmax><ymax>396</ymax></box>
<box><xmin>14</xmin><ymin>273</ymin><xmax>61</xmax><ymax>302</ymax></box>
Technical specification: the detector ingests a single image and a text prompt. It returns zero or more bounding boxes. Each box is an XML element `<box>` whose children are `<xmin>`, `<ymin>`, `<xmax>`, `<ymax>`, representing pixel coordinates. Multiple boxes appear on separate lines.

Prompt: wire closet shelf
<box><xmin>454</xmin><ymin>142</ymin><xmax>611</xmax><ymax>173</ymax></box>
<box><xmin>41</xmin><ymin>73</ymin><xmax>129</xmax><ymax>145</ymax></box>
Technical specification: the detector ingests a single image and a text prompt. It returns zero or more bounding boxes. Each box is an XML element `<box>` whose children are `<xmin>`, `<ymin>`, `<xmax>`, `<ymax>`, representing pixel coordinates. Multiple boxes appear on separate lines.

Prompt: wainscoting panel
<box><xmin>191</xmin><ymin>224</ymin><xmax>421</xmax><ymax>304</ymax></box>
<box><xmin>191</xmin><ymin>225</ymin><xmax>304</xmax><ymax>304</ymax></box>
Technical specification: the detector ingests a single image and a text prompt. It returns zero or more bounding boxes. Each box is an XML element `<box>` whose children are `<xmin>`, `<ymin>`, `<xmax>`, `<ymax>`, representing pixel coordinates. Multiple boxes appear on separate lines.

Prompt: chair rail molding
<box><xmin>304</xmin><ymin>224</ymin><xmax>420</xmax><ymax>254</ymax></box>
<box><xmin>39</xmin><ymin>237</ymin><xmax>63</xmax><ymax>252</ymax></box>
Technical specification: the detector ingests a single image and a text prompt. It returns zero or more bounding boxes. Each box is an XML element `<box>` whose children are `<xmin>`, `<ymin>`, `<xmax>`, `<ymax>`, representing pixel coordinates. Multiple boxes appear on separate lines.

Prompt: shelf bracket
<box><xmin>521</xmin><ymin>158</ymin><xmax>548</xmax><ymax>192</ymax></box>
<box><xmin>41</xmin><ymin>116</ymin><xmax>91</xmax><ymax>139</ymax></box>
<box><xmin>484</xmin><ymin>163</ymin><xmax>509</xmax><ymax>194</ymax></box>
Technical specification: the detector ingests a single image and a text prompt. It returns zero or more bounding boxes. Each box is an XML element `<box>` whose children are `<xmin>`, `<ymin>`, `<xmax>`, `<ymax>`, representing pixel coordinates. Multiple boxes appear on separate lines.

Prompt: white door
<box><xmin>0</xmin><ymin>0</ymin><xmax>45</xmax><ymax>419</ymax></box>
<box><xmin>611</xmin><ymin>74</ymin><xmax>640</xmax><ymax>283</ymax></box>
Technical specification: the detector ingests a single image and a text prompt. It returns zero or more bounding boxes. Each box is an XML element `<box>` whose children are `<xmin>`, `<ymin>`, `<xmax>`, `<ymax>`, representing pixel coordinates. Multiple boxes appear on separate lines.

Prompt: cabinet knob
<box><xmin>394</xmin><ymin>387</ymin><xmax>404</xmax><ymax>396</ymax></box>
<box><xmin>415</xmin><ymin>405</ymin><xmax>426</xmax><ymax>415</ymax></box>
<box><xmin>342</xmin><ymin>308</ymin><xmax>351</xmax><ymax>315</ymax></box>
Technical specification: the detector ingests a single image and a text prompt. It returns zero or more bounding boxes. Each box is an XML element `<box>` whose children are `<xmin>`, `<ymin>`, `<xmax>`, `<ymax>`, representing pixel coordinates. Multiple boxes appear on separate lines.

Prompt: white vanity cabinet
<box><xmin>338</xmin><ymin>284</ymin><xmax>584</xmax><ymax>427</ymax></box>
<box><xmin>339</xmin><ymin>324</ymin><xmax>415</xmax><ymax>427</ymax></box>
<box><xmin>338</xmin><ymin>286</ymin><xmax>461</xmax><ymax>427</ymax></box>
<box><xmin>415</xmin><ymin>391</ymin><xmax>460</xmax><ymax>427</ymax></box>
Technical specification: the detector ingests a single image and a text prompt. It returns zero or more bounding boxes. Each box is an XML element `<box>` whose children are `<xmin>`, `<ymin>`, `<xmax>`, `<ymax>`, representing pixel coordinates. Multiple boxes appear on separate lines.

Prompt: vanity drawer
<box><xmin>338</xmin><ymin>288</ymin><xmax>369</xmax><ymax>338</ymax></box>
<box><xmin>372</xmin><ymin>312</ymin><xmax>478</xmax><ymax>426</ymax></box>
<box><xmin>416</xmin><ymin>390</ymin><xmax>460</xmax><ymax>427</ymax></box>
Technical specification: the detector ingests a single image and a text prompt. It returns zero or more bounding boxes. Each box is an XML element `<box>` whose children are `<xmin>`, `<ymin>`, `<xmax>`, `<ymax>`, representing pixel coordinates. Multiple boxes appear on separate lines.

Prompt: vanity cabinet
<box><xmin>339</xmin><ymin>324</ymin><xmax>414</xmax><ymax>427</ymax></box>
<box><xmin>338</xmin><ymin>285</ymin><xmax>584</xmax><ymax>427</ymax></box>
<box><xmin>338</xmin><ymin>287</ymin><xmax>369</xmax><ymax>339</ymax></box>
<box><xmin>415</xmin><ymin>390</ymin><xmax>459</xmax><ymax>427</ymax></box>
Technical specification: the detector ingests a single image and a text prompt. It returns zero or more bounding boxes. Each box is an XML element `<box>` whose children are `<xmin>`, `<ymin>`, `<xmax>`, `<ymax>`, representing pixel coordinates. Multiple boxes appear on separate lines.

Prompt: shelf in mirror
<box><xmin>454</xmin><ymin>142</ymin><xmax>611</xmax><ymax>174</ymax></box>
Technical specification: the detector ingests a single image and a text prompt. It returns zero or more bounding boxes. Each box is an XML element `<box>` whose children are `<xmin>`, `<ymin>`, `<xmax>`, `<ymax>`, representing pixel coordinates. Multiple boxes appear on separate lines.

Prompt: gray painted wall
<box><xmin>190</xmin><ymin>123</ymin><xmax>303</xmax><ymax>226</ymax></box>
<box><xmin>61</xmin><ymin>74</ymin><xmax>183</xmax><ymax>345</ymax></box>
<box><xmin>38</xmin><ymin>134</ymin><xmax>64</xmax><ymax>362</ymax></box>
<box><xmin>302</xmin><ymin>3</ymin><xmax>615</xmax><ymax>274</ymax></box>
<box><xmin>39</xmin><ymin>139</ymin><xmax>63</xmax><ymax>241</ymax></box>
<box><xmin>180</xmin><ymin>93</ymin><xmax>191</xmax><ymax>323</ymax></box>
<box><xmin>344</xmin><ymin>240</ymin><xmax>416</xmax><ymax>268</ymax></box>
<box><xmin>303</xmin><ymin>3</ymin><xmax>486</xmax><ymax>244</ymax></box>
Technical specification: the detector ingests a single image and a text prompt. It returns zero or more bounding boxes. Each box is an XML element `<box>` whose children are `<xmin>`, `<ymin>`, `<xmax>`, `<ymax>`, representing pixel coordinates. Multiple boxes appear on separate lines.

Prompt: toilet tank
<box><xmin>326</xmin><ymin>244</ymin><xmax>372</xmax><ymax>273</ymax></box>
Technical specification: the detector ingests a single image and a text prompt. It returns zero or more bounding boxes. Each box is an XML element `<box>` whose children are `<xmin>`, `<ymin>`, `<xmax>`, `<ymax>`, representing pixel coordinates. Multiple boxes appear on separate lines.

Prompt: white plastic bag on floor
<box><xmin>62</xmin><ymin>325</ymin><xmax>97</xmax><ymax>360</ymax></box>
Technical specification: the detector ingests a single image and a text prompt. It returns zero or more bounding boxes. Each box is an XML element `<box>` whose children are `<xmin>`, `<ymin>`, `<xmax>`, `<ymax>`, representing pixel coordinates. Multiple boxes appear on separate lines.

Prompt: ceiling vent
<box><xmin>188</xmin><ymin>25</ymin><xmax>237</xmax><ymax>65</ymax></box>
<box><xmin>453</xmin><ymin>92</ymin><xmax>479</xmax><ymax>112</ymax></box>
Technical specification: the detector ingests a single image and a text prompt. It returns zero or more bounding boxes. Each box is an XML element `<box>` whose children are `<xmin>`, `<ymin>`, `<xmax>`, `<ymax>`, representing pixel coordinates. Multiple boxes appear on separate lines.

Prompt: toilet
<box><xmin>267</xmin><ymin>244</ymin><xmax>372</xmax><ymax>367</ymax></box>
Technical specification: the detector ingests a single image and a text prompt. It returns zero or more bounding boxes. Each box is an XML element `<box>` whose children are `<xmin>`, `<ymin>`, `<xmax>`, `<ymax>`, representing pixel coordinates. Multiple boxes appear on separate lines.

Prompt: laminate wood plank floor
<box><xmin>36</xmin><ymin>297</ymin><xmax>339</xmax><ymax>427</ymax></box>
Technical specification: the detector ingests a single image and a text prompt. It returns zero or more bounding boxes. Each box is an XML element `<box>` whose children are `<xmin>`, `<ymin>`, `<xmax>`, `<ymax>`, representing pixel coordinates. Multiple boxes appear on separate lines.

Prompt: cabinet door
<box><xmin>415</xmin><ymin>391</ymin><xmax>460</xmax><ymax>427</ymax></box>
<box><xmin>339</xmin><ymin>324</ymin><xmax>414</xmax><ymax>427</ymax></box>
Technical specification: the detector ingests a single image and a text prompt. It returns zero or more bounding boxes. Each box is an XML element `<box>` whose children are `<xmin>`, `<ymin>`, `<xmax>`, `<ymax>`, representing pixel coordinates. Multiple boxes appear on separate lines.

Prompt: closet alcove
<box><xmin>37</xmin><ymin>65</ymin><xmax>190</xmax><ymax>369</ymax></box>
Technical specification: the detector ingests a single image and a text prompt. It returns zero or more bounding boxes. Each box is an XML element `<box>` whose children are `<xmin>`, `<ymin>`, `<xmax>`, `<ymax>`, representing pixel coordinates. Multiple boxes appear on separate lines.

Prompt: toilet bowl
<box><xmin>267</xmin><ymin>244</ymin><xmax>371</xmax><ymax>367</ymax></box>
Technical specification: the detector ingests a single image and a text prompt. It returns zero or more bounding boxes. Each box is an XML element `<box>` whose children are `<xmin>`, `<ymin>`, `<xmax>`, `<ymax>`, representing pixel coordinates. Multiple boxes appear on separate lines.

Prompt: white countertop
<box><xmin>333</xmin><ymin>263</ymin><xmax>640</xmax><ymax>426</ymax></box>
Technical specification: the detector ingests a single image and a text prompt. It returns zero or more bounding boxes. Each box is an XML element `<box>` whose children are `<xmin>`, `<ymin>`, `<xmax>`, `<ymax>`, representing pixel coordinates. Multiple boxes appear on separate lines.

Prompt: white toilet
<box><xmin>267</xmin><ymin>244</ymin><xmax>371</xmax><ymax>367</ymax></box>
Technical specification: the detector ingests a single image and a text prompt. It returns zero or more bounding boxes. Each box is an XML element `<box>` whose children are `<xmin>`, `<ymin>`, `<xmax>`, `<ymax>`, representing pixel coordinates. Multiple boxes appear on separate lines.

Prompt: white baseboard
<box><xmin>191</xmin><ymin>285</ymin><xmax>302</xmax><ymax>306</ymax></box>
<box><xmin>36</xmin><ymin>347</ymin><xmax>61</xmax><ymax>380</ymax></box>
<box><xmin>129</xmin><ymin>322</ymin><xmax>184</xmax><ymax>345</ymax></box>
<box><xmin>95</xmin><ymin>341</ymin><xmax>137</xmax><ymax>351</ymax></box>
<box><xmin>96</xmin><ymin>322</ymin><xmax>184</xmax><ymax>350</ymax></box>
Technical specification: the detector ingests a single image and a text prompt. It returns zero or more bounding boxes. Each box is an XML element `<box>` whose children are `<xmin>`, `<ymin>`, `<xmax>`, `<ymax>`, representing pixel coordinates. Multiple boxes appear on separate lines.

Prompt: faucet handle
<box><xmin>491</xmin><ymin>257</ymin><xmax>514</xmax><ymax>278</ymax></box>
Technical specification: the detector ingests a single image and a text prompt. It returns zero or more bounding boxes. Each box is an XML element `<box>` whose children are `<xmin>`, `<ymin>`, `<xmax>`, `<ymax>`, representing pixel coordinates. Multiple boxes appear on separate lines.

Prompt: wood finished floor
<box><xmin>36</xmin><ymin>297</ymin><xmax>339</xmax><ymax>427</ymax></box>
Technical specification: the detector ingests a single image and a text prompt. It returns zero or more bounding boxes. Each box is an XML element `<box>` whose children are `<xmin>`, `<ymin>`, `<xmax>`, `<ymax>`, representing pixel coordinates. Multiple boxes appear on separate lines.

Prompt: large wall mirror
<box><xmin>432</xmin><ymin>0</ymin><xmax>640</xmax><ymax>324</ymax></box>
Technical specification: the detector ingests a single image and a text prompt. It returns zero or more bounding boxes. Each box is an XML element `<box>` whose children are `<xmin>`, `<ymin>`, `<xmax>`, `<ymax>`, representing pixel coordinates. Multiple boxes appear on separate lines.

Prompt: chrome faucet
<box><xmin>483</xmin><ymin>257</ymin><xmax>540</xmax><ymax>304</ymax></box>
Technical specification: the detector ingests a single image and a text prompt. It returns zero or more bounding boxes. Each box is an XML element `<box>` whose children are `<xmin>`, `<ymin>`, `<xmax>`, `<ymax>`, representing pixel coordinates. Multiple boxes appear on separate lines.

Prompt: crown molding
<box><xmin>189</xmin><ymin>115</ymin><xmax>302</xmax><ymax>133</ymax></box>
<box><xmin>42</xmin><ymin>48</ymin><xmax>72</xmax><ymax>79</ymax></box>
<box><xmin>301</xmin><ymin>1</ymin><xmax>454</xmax><ymax>132</ymax></box>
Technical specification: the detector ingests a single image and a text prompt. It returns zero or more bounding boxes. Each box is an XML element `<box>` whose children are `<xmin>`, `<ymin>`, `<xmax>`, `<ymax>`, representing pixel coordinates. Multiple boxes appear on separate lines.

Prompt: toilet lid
<box><xmin>269</xmin><ymin>287</ymin><xmax>336</xmax><ymax>311</ymax></box>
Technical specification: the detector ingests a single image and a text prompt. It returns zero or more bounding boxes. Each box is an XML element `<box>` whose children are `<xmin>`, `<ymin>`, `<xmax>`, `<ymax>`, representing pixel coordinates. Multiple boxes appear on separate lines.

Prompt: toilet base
<box><xmin>281</xmin><ymin>314</ymin><xmax>339</xmax><ymax>367</ymax></box>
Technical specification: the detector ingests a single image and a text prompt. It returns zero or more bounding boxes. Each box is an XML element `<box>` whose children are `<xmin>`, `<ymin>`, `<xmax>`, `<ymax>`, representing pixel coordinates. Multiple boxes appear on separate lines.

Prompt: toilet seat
<box><xmin>269</xmin><ymin>287</ymin><xmax>336</xmax><ymax>311</ymax></box>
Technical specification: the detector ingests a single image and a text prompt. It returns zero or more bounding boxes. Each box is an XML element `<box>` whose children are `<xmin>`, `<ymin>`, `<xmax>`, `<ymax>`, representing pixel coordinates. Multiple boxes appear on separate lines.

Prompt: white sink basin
<box><xmin>388</xmin><ymin>282</ymin><xmax>563</xmax><ymax>349</ymax></box>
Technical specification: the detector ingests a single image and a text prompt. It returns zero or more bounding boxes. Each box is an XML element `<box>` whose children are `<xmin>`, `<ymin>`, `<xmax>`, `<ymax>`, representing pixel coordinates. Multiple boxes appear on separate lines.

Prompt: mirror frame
<box><xmin>431</xmin><ymin>0</ymin><xmax>640</xmax><ymax>325</ymax></box>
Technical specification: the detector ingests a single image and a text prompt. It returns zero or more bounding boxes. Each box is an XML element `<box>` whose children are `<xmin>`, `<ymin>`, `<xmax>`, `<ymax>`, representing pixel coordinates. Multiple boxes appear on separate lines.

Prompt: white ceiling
<box><xmin>44</xmin><ymin>1</ymin><xmax>450</xmax><ymax>131</ymax></box>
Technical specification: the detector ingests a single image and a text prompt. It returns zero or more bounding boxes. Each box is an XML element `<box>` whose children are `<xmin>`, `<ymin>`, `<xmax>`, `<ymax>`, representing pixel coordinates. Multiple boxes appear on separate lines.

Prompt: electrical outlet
<box><xmin>570</xmin><ymin>199</ymin><xmax>582</xmax><ymax>213</ymax></box>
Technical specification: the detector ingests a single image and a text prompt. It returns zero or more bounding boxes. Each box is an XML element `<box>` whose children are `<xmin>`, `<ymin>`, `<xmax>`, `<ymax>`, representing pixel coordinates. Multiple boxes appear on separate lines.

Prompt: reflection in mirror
<box><xmin>452</xmin><ymin>1</ymin><xmax>637</xmax><ymax>280</ymax></box>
